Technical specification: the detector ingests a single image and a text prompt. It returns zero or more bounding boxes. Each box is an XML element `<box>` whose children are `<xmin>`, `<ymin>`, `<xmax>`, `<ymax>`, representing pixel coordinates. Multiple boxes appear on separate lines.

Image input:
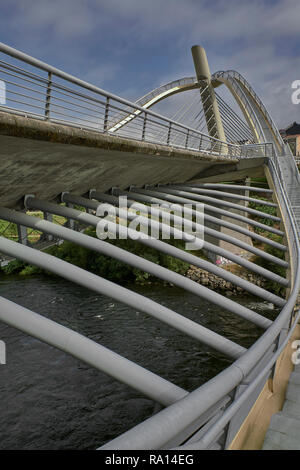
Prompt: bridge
<box><xmin>0</xmin><ymin>42</ymin><xmax>300</xmax><ymax>450</ymax></box>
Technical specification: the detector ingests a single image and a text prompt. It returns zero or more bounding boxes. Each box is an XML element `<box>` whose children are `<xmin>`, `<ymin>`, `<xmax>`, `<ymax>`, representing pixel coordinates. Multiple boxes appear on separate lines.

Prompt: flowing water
<box><xmin>0</xmin><ymin>274</ymin><xmax>278</xmax><ymax>449</ymax></box>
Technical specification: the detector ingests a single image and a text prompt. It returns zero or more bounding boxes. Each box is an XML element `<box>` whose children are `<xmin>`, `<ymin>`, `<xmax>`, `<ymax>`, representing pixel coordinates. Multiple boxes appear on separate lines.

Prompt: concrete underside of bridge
<box><xmin>0</xmin><ymin>112</ymin><xmax>265</xmax><ymax>209</ymax></box>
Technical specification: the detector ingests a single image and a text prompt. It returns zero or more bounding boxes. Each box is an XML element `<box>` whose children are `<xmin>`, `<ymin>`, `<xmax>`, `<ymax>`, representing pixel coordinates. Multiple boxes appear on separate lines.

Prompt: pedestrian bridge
<box><xmin>0</xmin><ymin>42</ymin><xmax>299</xmax><ymax>450</ymax></box>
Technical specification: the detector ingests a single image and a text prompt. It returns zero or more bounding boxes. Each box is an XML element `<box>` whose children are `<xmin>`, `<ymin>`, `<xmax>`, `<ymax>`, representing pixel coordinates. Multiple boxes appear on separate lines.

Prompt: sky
<box><xmin>0</xmin><ymin>0</ymin><xmax>299</xmax><ymax>128</ymax></box>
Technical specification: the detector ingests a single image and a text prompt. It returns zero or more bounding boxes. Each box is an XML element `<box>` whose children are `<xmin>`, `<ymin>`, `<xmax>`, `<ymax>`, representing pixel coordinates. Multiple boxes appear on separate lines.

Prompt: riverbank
<box><xmin>186</xmin><ymin>264</ymin><xmax>266</xmax><ymax>296</ymax></box>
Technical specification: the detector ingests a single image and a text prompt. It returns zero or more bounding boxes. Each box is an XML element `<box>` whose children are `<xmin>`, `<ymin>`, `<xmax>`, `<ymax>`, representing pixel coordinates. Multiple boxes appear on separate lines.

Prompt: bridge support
<box><xmin>191</xmin><ymin>45</ymin><xmax>227</xmax><ymax>146</ymax></box>
<box><xmin>20</xmin><ymin>195</ymin><xmax>288</xmax><ymax>303</ymax></box>
<box><xmin>17</xmin><ymin>223</ymin><xmax>29</xmax><ymax>246</ymax></box>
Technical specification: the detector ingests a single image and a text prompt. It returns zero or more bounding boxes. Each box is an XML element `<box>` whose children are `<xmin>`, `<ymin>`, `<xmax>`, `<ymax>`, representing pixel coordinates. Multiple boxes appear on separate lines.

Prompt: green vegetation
<box><xmin>0</xmin><ymin>227</ymin><xmax>191</xmax><ymax>285</ymax></box>
<box><xmin>248</xmin><ymin>195</ymin><xmax>278</xmax><ymax>230</ymax></box>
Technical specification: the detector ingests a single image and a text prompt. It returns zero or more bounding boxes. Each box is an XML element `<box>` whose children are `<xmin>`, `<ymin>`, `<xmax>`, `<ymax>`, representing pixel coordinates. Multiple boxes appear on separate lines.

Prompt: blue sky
<box><xmin>0</xmin><ymin>0</ymin><xmax>299</xmax><ymax>127</ymax></box>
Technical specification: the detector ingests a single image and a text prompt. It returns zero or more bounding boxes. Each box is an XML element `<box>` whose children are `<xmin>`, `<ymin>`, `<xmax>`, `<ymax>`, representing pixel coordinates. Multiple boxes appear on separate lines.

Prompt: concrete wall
<box><xmin>0</xmin><ymin>111</ymin><xmax>265</xmax><ymax>209</ymax></box>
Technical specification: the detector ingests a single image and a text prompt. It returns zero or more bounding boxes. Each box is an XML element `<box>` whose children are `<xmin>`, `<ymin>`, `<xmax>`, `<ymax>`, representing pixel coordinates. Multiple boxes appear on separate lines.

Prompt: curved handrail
<box><xmin>0</xmin><ymin>43</ymin><xmax>222</xmax><ymax>150</ymax></box>
<box><xmin>100</xmin><ymin>150</ymin><xmax>300</xmax><ymax>450</ymax></box>
<box><xmin>0</xmin><ymin>42</ymin><xmax>270</xmax><ymax>158</ymax></box>
<box><xmin>213</xmin><ymin>70</ymin><xmax>285</xmax><ymax>152</ymax></box>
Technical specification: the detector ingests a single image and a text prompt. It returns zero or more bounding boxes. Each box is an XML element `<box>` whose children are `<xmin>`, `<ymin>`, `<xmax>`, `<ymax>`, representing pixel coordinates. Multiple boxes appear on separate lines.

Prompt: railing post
<box><xmin>103</xmin><ymin>96</ymin><xmax>110</xmax><ymax>132</ymax></box>
<box><xmin>17</xmin><ymin>224</ymin><xmax>29</xmax><ymax>246</ymax></box>
<box><xmin>199</xmin><ymin>134</ymin><xmax>203</xmax><ymax>151</ymax></box>
<box><xmin>185</xmin><ymin>129</ymin><xmax>189</xmax><ymax>149</ymax></box>
<box><xmin>45</xmin><ymin>72</ymin><xmax>52</xmax><ymax>120</ymax></box>
<box><xmin>43</xmin><ymin>211</ymin><xmax>54</xmax><ymax>241</ymax></box>
<box><xmin>167</xmin><ymin>122</ymin><xmax>172</xmax><ymax>146</ymax></box>
<box><xmin>142</xmin><ymin>112</ymin><xmax>147</xmax><ymax>141</ymax></box>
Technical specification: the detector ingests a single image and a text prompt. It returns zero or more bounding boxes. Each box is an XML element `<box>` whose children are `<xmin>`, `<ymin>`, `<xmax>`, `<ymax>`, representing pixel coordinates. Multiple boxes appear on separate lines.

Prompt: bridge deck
<box><xmin>263</xmin><ymin>364</ymin><xmax>300</xmax><ymax>449</ymax></box>
<box><xmin>0</xmin><ymin>111</ymin><xmax>265</xmax><ymax>209</ymax></box>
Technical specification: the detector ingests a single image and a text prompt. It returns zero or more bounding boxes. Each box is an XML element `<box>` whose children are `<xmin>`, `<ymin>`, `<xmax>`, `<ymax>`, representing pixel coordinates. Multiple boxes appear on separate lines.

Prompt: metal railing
<box><xmin>100</xmin><ymin>148</ymin><xmax>300</xmax><ymax>450</ymax></box>
<box><xmin>0</xmin><ymin>42</ymin><xmax>270</xmax><ymax>159</ymax></box>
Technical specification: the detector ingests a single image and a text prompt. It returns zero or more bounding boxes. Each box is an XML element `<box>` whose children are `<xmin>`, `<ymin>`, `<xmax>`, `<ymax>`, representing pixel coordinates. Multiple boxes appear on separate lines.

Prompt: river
<box><xmin>0</xmin><ymin>274</ymin><xmax>278</xmax><ymax>449</ymax></box>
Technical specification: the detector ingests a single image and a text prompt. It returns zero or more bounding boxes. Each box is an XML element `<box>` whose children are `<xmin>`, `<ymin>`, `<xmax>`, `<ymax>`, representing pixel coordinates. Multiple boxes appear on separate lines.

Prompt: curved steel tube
<box><xmin>64</xmin><ymin>191</ymin><xmax>288</xmax><ymax>286</ymax></box>
<box><xmin>24</xmin><ymin>197</ymin><xmax>286</xmax><ymax>306</ymax></box>
<box><xmin>120</xmin><ymin>188</ymin><xmax>287</xmax><ymax>267</ymax></box>
<box><xmin>120</xmin><ymin>188</ymin><xmax>286</xmax><ymax>252</ymax></box>
<box><xmin>0</xmin><ymin>296</ymin><xmax>187</xmax><ymax>407</ymax></box>
<box><xmin>167</xmin><ymin>184</ymin><xmax>277</xmax><ymax>208</ymax></box>
<box><xmin>0</xmin><ymin>235</ymin><xmax>247</xmax><ymax>359</ymax></box>
<box><xmin>130</xmin><ymin>187</ymin><xmax>284</xmax><ymax>236</ymax></box>
<box><xmin>99</xmin><ymin>157</ymin><xmax>300</xmax><ymax>450</ymax></box>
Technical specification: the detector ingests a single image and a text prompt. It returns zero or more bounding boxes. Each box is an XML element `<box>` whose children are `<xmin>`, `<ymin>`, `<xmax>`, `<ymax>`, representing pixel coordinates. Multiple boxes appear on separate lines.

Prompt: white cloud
<box><xmin>1</xmin><ymin>0</ymin><xmax>299</xmax><ymax>128</ymax></box>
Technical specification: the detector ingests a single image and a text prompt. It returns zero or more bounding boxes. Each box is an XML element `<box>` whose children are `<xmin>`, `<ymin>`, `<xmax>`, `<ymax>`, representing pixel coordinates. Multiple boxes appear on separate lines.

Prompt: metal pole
<box><xmin>0</xmin><ymin>207</ymin><xmax>248</xmax><ymax>358</ymax></box>
<box><xmin>24</xmin><ymin>197</ymin><xmax>287</xmax><ymax>303</ymax></box>
<box><xmin>45</xmin><ymin>71</ymin><xmax>52</xmax><ymax>119</ymax></box>
<box><xmin>0</xmin><ymin>295</ymin><xmax>187</xmax><ymax>406</ymax></box>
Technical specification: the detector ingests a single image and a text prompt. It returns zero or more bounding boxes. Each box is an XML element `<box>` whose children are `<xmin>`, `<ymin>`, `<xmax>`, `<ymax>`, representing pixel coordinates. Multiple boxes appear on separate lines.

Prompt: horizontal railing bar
<box><xmin>6</xmin><ymin>88</ymin><xmax>46</xmax><ymax>104</ymax></box>
<box><xmin>0</xmin><ymin>60</ymin><xmax>48</xmax><ymax>84</ymax></box>
<box><xmin>0</xmin><ymin>67</ymin><xmax>48</xmax><ymax>89</ymax></box>
<box><xmin>4</xmin><ymin>97</ymin><xmax>45</xmax><ymax>111</ymax></box>
<box><xmin>0</xmin><ymin>77</ymin><xmax>47</xmax><ymax>97</ymax></box>
<box><xmin>51</xmin><ymin>95</ymin><xmax>104</xmax><ymax>117</ymax></box>
<box><xmin>0</xmin><ymin>42</ymin><xmax>230</xmax><ymax>146</ymax></box>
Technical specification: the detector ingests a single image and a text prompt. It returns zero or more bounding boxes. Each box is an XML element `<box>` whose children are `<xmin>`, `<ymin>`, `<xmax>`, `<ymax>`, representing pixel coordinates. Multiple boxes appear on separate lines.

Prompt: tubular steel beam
<box><xmin>24</xmin><ymin>198</ymin><xmax>286</xmax><ymax>306</ymax></box>
<box><xmin>98</xmin><ymin>189</ymin><xmax>287</xmax><ymax>268</ymax></box>
<box><xmin>117</xmin><ymin>188</ymin><xmax>286</xmax><ymax>253</ymax></box>
<box><xmin>129</xmin><ymin>187</ymin><xmax>284</xmax><ymax>237</ymax></box>
<box><xmin>0</xmin><ymin>207</ymin><xmax>255</xmax><ymax>356</ymax></box>
<box><xmin>0</xmin><ymin>295</ymin><xmax>187</xmax><ymax>406</ymax></box>
<box><xmin>0</xmin><ymin>231</ymin><xmax>247</xmax><ymax>359</ymax></box>
<box><xmin>173</xmin><ymin>310</ymin><xmax>300</xmax><ymax>450</ymax></box>
<box><xmin>108</xmin><ymin>189</ymin><xmax>287</xmax><ymax>267</ymax></box>
<box><xmin>99</xmin><ymin>155</ymin><xmax>300</xmax><ymax>450</ymax></box>
<box><xmin>19</xmin><ymin>200</ymin><xmax>272</xmax><ymax>331</ymax></box>
<box><xmin>166</xmin><ymin>185</ymin><xmax>277</xmax><ymax>208</ymax></box>
<box><xmin>151</xmin><ymin>186</ymin><xmax>280</xmax><ymax>223</ymax></box>
<box><xmin>55</xmin><ymin>192</ymin><xmax>288</xmax><ymax>287</ymax></box>
<box><xmin>184</xmin><ymin>183</ymin><xmax>273</xmax><ymax>194</ymax></box>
